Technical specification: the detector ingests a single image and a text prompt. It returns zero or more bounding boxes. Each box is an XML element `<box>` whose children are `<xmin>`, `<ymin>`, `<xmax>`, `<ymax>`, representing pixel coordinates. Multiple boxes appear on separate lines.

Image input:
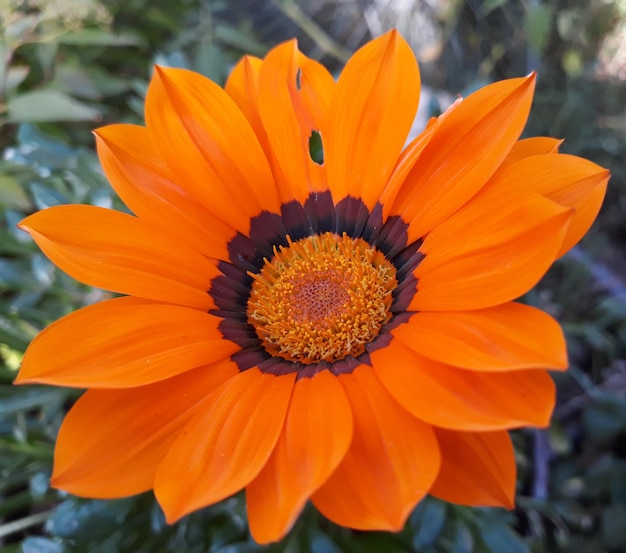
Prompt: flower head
<box><xmin>16</xmin><ymin>30</ymin><xmax>609</xmax><ymax>543</ymax></box>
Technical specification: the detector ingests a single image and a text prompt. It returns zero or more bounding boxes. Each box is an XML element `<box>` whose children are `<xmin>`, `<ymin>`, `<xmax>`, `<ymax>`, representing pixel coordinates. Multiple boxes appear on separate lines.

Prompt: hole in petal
<box><xmin>309</xmin><ymin>130</ymin><xmax>324</xmax><ymax>165</ymax></box>
<box><xmin>295</xmin><ymin>68</ymin><xmax>302</xmax><ymax>90</ymax></box>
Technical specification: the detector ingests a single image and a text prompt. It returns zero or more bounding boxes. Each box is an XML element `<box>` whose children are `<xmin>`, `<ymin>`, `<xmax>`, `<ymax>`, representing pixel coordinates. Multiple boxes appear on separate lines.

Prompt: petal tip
<box><xmin>49</xmin><ymin>474</ymin><xmax>64</xmax><ymax>491</ymax></box>
<box><xmin>152</xmin><ymin>64</ymin><xmax>181</xmax><ymax>85</ymax></box>
<box><xmin>92</xmin><ymin>125</ymin><xmax>115</xmax><ymax>140</ymax></box>
<box><xmin>12</xmin><ymin>372</ymin><xmax>27</xmax><ymax>386</ymax></box>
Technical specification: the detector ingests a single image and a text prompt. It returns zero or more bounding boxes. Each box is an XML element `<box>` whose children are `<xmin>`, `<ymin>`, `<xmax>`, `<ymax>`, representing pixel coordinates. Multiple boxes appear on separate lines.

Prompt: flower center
<box><xmin>247</xmin><ymin>232</ymin><xmax>397</xmax><ymax>364</ymax></box>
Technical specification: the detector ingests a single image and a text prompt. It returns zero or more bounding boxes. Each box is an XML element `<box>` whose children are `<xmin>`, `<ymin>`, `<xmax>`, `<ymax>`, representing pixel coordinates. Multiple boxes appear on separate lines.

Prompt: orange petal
<box><xmin>51</xmin><ymin>359</ymin><xmax>238</xmax><ymax>497</ymax></box>
<box><xmin>155</xmin><ymin>368</ymin><xmax>295</xmax><ymax>523</ymax></box>
<box><xmin>225</xmin><ymin>56</ymin><xmax>268</xmax><ymax>151</ymax></box>
<box><xmin>411</xmin><ymin>193</ymin><xmax>571</xmax><ymax>311</ymax></box>
<box><xmin>327</xmin><ymin>30</ymin><xmax>420</xmax><ymax>208</ymax></box>
<box><xmin>502</xmin><ymin>137</ymin><xmax>562</xmax><ymax>164</ymax></box>
<box><xmin>393</xmin><ymin>304</ymin><xmax>567</xmax><ymax>371</ymax></box>
<box><xmin>311</xmin><ymin>365</ymin><xmax>440</xmax><ymax>531</ymax></box>
<box><xmin>95</xmin><ymin>124</ymin><xmax>233</xmax><ymax>260</ymax></box>
<box><xmin>372</xmin><ymin>338</ymin><xmax>557</xmax><ymax>431</ymax></box>
<box><xmin>258</xmin><ymin>40</ymin><xmax>335</xmax><ymax>202</ymax></box>
<box><xmin>391</xmin><ymin>75</ymin><xmax>536</xmax><ymax>241</ymax></box>
<box><xmin>480</xmin><ymin>154</ymin><xmax>609</xmax><ymax>257</ymax></box>
<box><xmin>379</xmin><ymin>117</ymin><xmax>437</xmax><ymax>210</ymax></box>
<box><xmin>19</xmin><ymin>205</ymin><xmax>217</xmax><ymax>310</ymax></box>
<box><xmin>145</xmin><ymin>66</ymin><xmax>280</xmax><ymax>231</ymax></box>
<box><xmin>16</xmin><ymin>296</ymin><xmax>238</xmax><ymax>388</ymax></box>
<box><xmin>555</xmin><ymin>175</ymin><xmax>607</xmax><ymax>257</ymax></box>
<box><xmin>247</xmin><ymin>371</ymin><xmax>353</xmax><ymax>544</ymax></box>
<box><xmin>430</xmin><ymin>428</ymin><xmax>516</xmax><ymax>509</ymax></box>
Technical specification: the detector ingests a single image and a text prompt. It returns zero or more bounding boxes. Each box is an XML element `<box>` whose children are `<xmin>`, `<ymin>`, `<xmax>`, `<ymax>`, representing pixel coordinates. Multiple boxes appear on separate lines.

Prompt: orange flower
<box><xmin>15</xmin><ymin>31</ymin><xmax>609</xmax><ymax>543</ymax></box>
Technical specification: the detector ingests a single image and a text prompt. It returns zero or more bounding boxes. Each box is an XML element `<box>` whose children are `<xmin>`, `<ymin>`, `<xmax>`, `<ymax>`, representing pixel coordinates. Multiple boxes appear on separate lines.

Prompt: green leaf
<box><xmin>479</xmin><ymin>523</ymin><xmax>530</xmax><ymax>553</ymax></box>
<box><xmin>0</xmin><ymin>44</ymin><xmax>9</xmax><ymax>89</ymax></box>
<box><xmin>29</xmin><ymin>183</ymin><xmax>69</xmax><ymax>210</ymax></box>
<box><xmin>479</xmin><ymin>0</ymin><xmax>511</xmax><ymax>17</ymax></box>
<box><xmin>602</xmin><ymin>503</ymin><xmax>626</xmax><ymax>549</ymax></box>
<box><xmin>29</xmin><ymin>472</ymin><xmax>50</xmax><ymax>498</ymax></box>
<box><xmin>582</xmin><ymin>394</ymin><xmax>626</xmax><ymax>443</ymax></box>
<box><xmin>310</xmin><ymin>532</ymin><xmax>343</xmax><ymax>553</ymax></box>
<box><xmin>413</xmin><ymin>500</ymin><xmax>447</xmax><ymax>547</ymax></box>
<box><xmin>15</xmin><ymin>125</ymin><xmax>76</xmax><ymax>170</ymax></box>
<box><xmin>46</xmin><ymin>499</ymin><xmax>134</xmax><ymax>540</ymax></box>
<box><xmin>0</xmin><ymin>175</ymin><xmax>31</xmax><ymax>210</ymax></box>
<box><xmin>34</xmin><ymin>43</ymin><xmax>59</xmax><ymax>76</ymax></box>
<box><xmin>526</xmin><ymin>5</ymin><xmax>552</xmax><ymax>54</ymax></box>
<box><xmin>0</xmin><ymin>259</ymin><xmax>31</xmax><ymax>287</ymax></box>
<box><xmin>49</xmin><ymin>65</ymin><xmax>103</xmax><ymax>101</ymax></box>
<box><xmin>213</xmin><ymin>25</ymin><xmax>268</xmax><ymax>57</ymax></box>
<box><xmin>20</xmin><ymin>537</ymin><xmax>64</xmax><ymax>553</ymax></box>
<box><xmin>0</xmin><ymin>314</ymin><xmax>36</xmax><ymax>351</ymax></box>
<box><xmin>585</xmin><ymin>454</ymin><xmax>618</xmax><ymax>500</ymax></box>
<box><xmin>4</xmin><ymin>66</ymin><xmax>30</xmax><ymax>93</ymax></box>
<box><xmin>0</xmin><ymin>387</ymin><xmax>67</xmax><ymax>415</ymax></box>
<box><xmin>452</xmin><ymin>522</ymin><xmax>474</xmax><ymax>553</ymax></box>
<box><xmin>55</xmin><ymin>29</ymin><xmax>142</xmax><ymax>46</ymax></box>
<box><xmin>7</xmin><ymin>90</ymin><xmax>100</xmax><ymax>123</ymax></box>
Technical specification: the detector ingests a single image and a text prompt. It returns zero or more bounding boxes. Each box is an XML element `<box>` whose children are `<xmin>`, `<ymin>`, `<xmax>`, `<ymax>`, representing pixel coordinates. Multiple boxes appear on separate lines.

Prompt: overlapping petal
<box><xmin>393</xmin><ymin>303</ymin><xmax>567</xmax><ymax>371</ymax></box>
<box><xmin>411</xmin><ymin>193</ymin><xmax>572</xmax><ymax>311</ymax></box>
<box><xmin>326</xmin><ymin>30</ymin><xmax>420</xmax><ymax>208</ymax></box>
<box><xmin>479</xmin><ymin>153</ymin><xmax>609</xmax><ymax>257</ymax></box>
<box><xmin>257</xmin><ymin>41</ymin><xmax>335</xmax><ymax>202</ymax></box>
<box><xmin>429</xmin><ymin>429</ymin><xmax>516</xmax><ymax>508</ymax></box>
<box><xmin>312</xmin><ymin>365</ymin><xmax>440</xmax><ymax>531</ymax></box>
<box><xmin>95</xmin><ymin>124</ymin><xmax>233</xmax><ymax>260</ymax></box>
<box><xmin>51</xmin><ymin>359</ymin><xmax>238</xmax><ymax>498</ymax></box>
<box><xmin>503</xmin><ymin>137</ymin><xmax>562</xmax><ymax>164</ymax></box>
<box><xmin>390</xmin><ymin>74</ymin><xmax>536</xmax><ymax>239</ymax></box>
<box><xmin>247</xmin><ymin>370</ymin><xmax>353</xmax><ymax>543</ymax></box>
<box><xmin>379</xmin><ymin>116</ymin><xmax>438</xmax><ymax>209</ymax></box>
<box><xmin>372</xmin><ymin>339</ymin><xmax>557</xmax><ymax>431</ymax></box>
<box><xmin>155</xmin><ymin>368</ymin><xmax>295</xmax><ymax>523</ymax></box>
<box><xmin>19</xmin><ymin>205</ymin><xmax>218</xmax><ymax>309</ymax></box>
<box><xmin>145</xmin><ymin>66</ymin><xmax>280</xmax><ymax>230</ymax></box>
<box><xmin>225</xmin><ymin>55</ymin><xmax>267</xmax><ymax>151</ymax></box>
<box><xmin>16</xmin><ymin>296</ymin><xmax>237</xmax><ymax>388</ymax></box>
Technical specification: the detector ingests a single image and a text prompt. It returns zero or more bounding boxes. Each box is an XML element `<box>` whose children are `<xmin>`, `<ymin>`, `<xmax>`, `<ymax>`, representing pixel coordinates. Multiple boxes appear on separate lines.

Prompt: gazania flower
<box><xmin>16</xmin><ymin>30</ymin><xmax>609</xmax><ymax>543</ymax></box>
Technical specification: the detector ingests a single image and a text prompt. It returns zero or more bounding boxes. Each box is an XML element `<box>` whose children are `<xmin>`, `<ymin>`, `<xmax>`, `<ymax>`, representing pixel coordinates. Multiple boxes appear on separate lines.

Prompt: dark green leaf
<box><xmin>582</xmin><ymin>394</ymin><xmax>626</xmax><ymax>443</ymax></box>
<box><xmin>46</xmin><ymin>499</ymin><xmax>134</xmax><ymax>540</ymax></box>
<box><xmin>479</xmin><ymin>523</ymin><xmax>529</xmax><ymax>553</ymax></box>
<box><xmin>452</xmin><ymin>522</ymin><xmax>474</xmax><ymax>553</ymax></box>
<box><xmin>602</xmin><ymin>503</ymin><xmax>626</xmax><ymax>549</ymax></box>
<box><xmin>413</xmin><ymin>500</ymin><xmax>447</xmax><ymax>547</ymax></box>
<box><xmin>0</xmin><ymin>387</ymin><xmax>67</xmax><ymax>415</ymax></box>
<box><xmin>310</xmin><ymin>532</ymin><xmax>343</xmax><ymax>553</ymax></box>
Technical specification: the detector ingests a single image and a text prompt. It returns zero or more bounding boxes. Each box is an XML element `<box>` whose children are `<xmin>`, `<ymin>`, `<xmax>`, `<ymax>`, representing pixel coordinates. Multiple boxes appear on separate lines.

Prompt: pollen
<box><xmin>247</xmin><ymin>232</ymin><xmax>397</xmax><ymax>364</ymax></box>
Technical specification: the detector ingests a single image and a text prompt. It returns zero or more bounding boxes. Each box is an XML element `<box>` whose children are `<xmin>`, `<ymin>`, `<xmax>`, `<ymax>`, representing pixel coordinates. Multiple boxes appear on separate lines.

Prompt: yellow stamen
<box><xmin>247</xmin><ymin>232</ymin><xmax>397</xmax><ymax>364</ymax></box>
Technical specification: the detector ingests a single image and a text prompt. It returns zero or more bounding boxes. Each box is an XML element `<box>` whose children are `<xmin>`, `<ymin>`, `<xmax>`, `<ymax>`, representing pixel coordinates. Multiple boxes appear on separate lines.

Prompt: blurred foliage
<box><xmin>1</xmin><ymin>0</ymin><xmax>626</xmax><ymax>552</ymax></box>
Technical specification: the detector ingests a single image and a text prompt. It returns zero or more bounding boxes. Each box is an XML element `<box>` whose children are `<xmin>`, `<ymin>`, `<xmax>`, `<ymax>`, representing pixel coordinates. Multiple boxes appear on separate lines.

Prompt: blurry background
<box><xmin>1</xmin><ymin>1</ymin><xmax>625</xmax><ymax>552</ymax></box>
